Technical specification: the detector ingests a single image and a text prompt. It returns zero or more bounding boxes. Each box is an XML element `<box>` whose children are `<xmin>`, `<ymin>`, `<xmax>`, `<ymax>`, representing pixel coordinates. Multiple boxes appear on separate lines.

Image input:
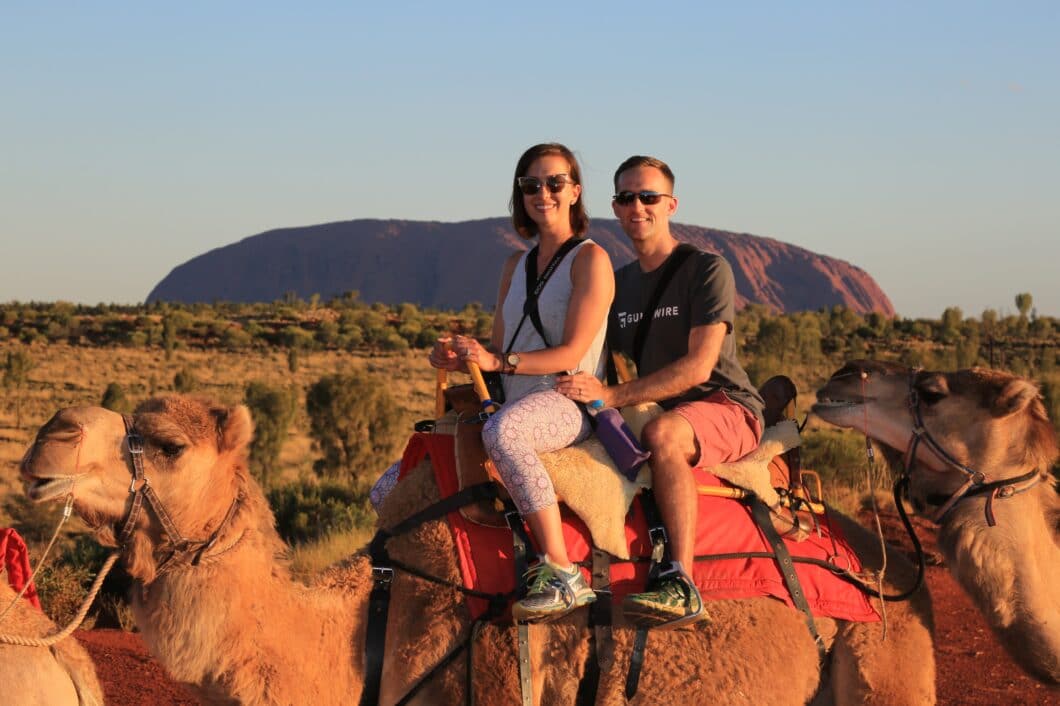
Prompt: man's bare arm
<box><xmin>556</xmin><ymin>322</ymin><xmax>727</xmax><ymax>407</ymax></box>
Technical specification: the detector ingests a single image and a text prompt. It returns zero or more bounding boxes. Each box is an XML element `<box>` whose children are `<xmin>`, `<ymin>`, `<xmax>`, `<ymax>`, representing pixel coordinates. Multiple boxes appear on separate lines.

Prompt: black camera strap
<box><xmin>504</xmin><ymin>237</ymin><xmax>583</xmax><ymax>353</ymax></box>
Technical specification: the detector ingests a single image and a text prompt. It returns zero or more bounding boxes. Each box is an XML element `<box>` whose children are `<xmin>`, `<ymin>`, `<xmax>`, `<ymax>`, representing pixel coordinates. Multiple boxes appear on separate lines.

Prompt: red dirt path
<box><xmin>73</xmin><ymin>514</ymin><xmax>1058</xmax><ymax>705</ymax></box>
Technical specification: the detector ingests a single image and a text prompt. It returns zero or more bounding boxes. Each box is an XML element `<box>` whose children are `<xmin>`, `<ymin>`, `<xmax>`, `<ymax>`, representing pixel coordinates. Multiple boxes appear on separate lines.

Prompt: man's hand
<box><xmin>556</xmin><ymin>371</ymin><xmax>612</xmax><ymax>407</ymax></box>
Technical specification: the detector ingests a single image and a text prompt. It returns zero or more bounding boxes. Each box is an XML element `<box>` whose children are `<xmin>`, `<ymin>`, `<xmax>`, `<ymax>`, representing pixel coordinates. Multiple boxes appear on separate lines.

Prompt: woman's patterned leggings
<box><xmin>482</xmin><ymin>390</ymin><xmax>591</xmax><ymax>515</ymax></box>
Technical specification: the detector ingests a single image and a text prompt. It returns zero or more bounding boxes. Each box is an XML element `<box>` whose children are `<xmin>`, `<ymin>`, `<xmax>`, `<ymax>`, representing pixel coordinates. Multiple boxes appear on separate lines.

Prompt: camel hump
<box><xmin>759</xmin><ymin>375</ymin><xmax>798</xmax><ymax>428</ymax></box>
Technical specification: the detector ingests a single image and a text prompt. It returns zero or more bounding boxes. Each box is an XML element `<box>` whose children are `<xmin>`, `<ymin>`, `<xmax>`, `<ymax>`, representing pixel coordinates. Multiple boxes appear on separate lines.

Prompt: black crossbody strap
<box><xmin>631</xmin><ymin>244</ymin><xmax>696</xmax><ymax>368</ymax></box>
<box><xmin>512</xmin><ymin>237</ymin><xmax>583</xmax><ymax>351</ymax></box>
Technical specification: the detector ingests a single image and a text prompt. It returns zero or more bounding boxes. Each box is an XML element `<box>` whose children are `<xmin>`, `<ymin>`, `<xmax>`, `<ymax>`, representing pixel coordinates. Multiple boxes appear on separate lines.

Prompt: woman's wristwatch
<box><xmin>502</xmin><ymin>352</ymin><xmax>520</xmax><ymax>375</ymax></box>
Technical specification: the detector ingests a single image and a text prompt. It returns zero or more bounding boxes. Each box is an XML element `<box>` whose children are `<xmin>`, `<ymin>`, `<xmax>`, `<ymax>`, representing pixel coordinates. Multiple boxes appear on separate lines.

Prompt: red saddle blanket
<box><xmin>1</xmin><ymin>527</ymin><xmax>41</xmax><ymax>610</ymax></box>
<box><xmin>397</xmin><ymin>433</ymin><xmax>879</xmax><ymax>623</ymax></box>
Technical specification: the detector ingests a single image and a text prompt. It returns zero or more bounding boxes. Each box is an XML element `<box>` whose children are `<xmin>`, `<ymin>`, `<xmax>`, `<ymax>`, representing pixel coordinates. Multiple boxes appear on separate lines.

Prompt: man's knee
<box><xmin>641</xmin><ymin>412</ymin><xmax>696</xmax><ymax>459</ymax></box>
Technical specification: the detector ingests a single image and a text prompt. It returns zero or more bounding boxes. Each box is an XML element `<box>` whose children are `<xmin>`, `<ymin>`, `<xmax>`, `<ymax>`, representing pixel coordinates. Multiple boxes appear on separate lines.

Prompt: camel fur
<box><xmin>815</xmin><ymin>360</ymin><xmax>1060</xmax><ymax>684</ymax></box>
<box><xmin>20</xmin><ymin>395</ymin><xmax>940</xmax><ymax>705</ymax></box>
<box><xmin>0</xmin><ymin>581</ymin><xmax>104</xmax><ymax>706</ymax></box>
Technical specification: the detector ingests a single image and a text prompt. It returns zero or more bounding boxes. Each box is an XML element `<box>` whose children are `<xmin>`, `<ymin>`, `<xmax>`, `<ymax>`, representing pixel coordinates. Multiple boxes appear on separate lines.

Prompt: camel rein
<box><xmin>0</xmin><ymin>492</ymin><xmax>122</xmax><ymax>647</ymax></box>
<box><xmin>902</xmin><ymin>370</ymin><xmax>1047</xmax><ymax>526</ymax></box>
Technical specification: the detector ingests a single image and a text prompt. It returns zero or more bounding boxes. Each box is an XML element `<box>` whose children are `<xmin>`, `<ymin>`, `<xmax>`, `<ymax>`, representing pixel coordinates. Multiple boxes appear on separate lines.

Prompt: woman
<box><xmin>430</xmin><ymin>143</ymin><xmax>614</xmax><ymax>622</ymax></box>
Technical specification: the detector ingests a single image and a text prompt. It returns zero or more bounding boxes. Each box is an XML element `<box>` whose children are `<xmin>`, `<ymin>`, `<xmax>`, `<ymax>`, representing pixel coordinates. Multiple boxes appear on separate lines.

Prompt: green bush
<box><xmin>173</xmin><ymin>367</ymin><xmax>198</xmax><ymax>393</ymax></box>
<box><xmin>101</xmin><ymin>382</ymin><xmax>132</xmax><ymax>414</ymax></box>
<box><xmin>244</xmin><ymin>381</ymin><xmax>298</xmax><ymax>489</ymax></box>
<box><xmin>267</xmin><ymin>479</ymin><xmax>373</xmax><ymax>545</ymax></box>
<box><xmin>306</xmin><ymin>370</ymin><xmax>403</xmax><ymax>483</ymax></box>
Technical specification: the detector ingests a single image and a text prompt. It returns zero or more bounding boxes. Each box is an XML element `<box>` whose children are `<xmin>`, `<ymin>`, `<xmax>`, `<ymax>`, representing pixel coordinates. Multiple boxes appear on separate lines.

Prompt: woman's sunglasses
<box><xmin>517</xmin><ymin>174</ymin><xmax>572</xmax><ymax>196</ymax></box>
<box><xmin>613</xmin><ymin>191</ymin><xmax>673</xmax><ymax>206</ymax></box>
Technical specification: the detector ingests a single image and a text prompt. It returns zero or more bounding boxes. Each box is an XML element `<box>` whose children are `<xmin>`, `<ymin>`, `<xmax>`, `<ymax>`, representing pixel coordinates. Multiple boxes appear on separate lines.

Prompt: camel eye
<box><xmin>158</xmin><ymin>442</ymin><xmax>186</xmax><ymax>459</ymax></box>
<box><xmin>917</xmin><ymin>377</ymin><xmax>949</xmax><ymax>406</ymax></box>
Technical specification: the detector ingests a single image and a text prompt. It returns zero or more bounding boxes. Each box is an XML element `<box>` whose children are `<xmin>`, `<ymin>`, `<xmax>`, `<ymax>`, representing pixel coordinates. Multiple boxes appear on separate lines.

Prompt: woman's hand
<box><xmin>449</xmin><ymin>335</ymin><xmax>501</xmax><ymax>372</ymax></box>
<box><xmin>428</xmin><ymin>336</ymin><xmax>467</xmax><ymax>372</ymax></box>
<box><xmin>556</xmin><ymin>371</ymin><xmax>611</xmax><ymax>406</ymax></box>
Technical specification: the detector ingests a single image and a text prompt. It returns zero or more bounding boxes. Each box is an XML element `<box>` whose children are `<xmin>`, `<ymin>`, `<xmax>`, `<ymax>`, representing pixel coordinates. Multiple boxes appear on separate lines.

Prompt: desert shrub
<box><xmin>306</xmin><ymin>370</ymin><xmax>403</xmax><ymax>483</ymax></box>
<box><xmin>3</xmin><ymin>348</ymin><xmax>34</xmax><ymax>429</ymax></box>
<box><xmin>2</xmin><ymin>495</ymin><xmax>70</xmax><ymax>546</ymax></box>
<box><xmin>280</xmin><ymin>325</ymin><xmax>316</xmax><ymax>350</ymax></box>
<box><xmin>221</xmin><ymin>325</ymin><xmax>253</xmax><ymax>349</ymax></box>
<box><xmin>244</xmin><ymin>381</ymin><xmax>298</xmax><ymax>489</ymax></box>
<box><xmin>173</xmin><ymin>367</ymin><xmax>198</xmax><ymax>393</ymax></box>
<box><xmin>267</xmin><ymin>479</ymin><xmax>373</xmax><ymax>545</ymax></box>
<box><xmin>101</xmin><ymin>382</ymin><xmax>132</xmax><ymax>414</ymax></box>
<box><xmin>33</xmin><ymin>562</ymin><xmax>95</xmax><ymax>627</ymax></box>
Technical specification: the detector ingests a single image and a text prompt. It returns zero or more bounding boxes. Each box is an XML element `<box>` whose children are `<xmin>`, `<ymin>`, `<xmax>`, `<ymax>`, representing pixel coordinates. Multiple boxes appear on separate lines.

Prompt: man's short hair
<box><xmin>613</xmin><ymin>155</ymin><xmax>675</xmax><ymax>192</ymax></box>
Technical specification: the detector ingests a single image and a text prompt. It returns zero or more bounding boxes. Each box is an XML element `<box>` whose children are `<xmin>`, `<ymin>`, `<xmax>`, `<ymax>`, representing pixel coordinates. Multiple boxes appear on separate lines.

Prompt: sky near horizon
<box><xmin>2</xmin><ymin>2</ymin><xmax>1057</xmax><ymax>319</ymax></box>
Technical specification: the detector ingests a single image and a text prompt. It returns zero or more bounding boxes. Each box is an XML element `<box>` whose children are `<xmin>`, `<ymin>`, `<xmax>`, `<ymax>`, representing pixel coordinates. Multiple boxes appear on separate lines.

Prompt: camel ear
<box><xmin>218</xmin><ymin>405</ymin><xmax>254</xmax><ymax>452</ymax></box>
<box><xmin>993</xmin><ymin>379</ymin><xmax>1039</xmax><ymax>418</ymax></box>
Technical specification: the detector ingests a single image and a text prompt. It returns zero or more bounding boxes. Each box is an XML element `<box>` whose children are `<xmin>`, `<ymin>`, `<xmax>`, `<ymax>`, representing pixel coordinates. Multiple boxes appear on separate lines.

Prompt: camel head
<box><xmin>813</xmin><ymin>360</ymin><xmax>1059</xmax><ymax>510</ymax></box>
<box><xmin>20</xmin><ymin>396</ymin><xmax>255</xmax><ymax>583</ymax></box>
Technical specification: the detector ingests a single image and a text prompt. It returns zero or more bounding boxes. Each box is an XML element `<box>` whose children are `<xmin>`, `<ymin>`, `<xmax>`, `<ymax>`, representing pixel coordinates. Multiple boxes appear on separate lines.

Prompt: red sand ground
<box><xmin>73</xmin><ymin>514</ymin><xmax>1058</xmax><ymax>705</ymax></box>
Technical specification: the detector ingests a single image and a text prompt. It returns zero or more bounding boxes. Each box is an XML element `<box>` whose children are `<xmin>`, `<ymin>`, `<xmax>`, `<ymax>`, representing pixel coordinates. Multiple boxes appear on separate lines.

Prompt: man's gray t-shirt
<box><xmin>609</xmin><ymin>246</ymin><xmax>765</xmax><ymax>429</ymax></box>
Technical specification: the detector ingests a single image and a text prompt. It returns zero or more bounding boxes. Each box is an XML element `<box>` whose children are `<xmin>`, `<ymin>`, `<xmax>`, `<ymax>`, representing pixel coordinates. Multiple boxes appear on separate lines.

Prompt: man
<box><xmin>557</xmin><ymin>155</ymin><xmax>764</xmax><ymax>628</ymax></box>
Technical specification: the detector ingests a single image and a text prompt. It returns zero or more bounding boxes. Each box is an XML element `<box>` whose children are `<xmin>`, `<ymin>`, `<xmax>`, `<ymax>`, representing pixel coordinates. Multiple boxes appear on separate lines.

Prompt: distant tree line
<box><xmin>0</xmin><ymin>292</ymin><xmax>493</xmax><ymax>354</ymax></box>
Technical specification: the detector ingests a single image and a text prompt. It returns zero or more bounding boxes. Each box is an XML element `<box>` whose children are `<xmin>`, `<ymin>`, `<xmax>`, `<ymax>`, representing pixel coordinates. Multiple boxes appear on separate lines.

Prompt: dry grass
<box><xmin>0</xmin><ymin>340</ymin><xmax>457</xmax><ymax>539</ymax></box>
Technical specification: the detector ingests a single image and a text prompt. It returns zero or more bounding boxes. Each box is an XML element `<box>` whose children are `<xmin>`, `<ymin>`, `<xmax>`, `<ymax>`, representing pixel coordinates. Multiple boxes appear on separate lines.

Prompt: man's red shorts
<box><xmin>672</xmin><ymin>391</ymin><xmax>762</xmax><ymax>468</ymax></box>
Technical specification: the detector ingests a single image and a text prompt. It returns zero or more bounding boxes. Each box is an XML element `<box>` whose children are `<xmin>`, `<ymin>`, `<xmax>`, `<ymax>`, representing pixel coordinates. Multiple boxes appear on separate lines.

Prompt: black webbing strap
<box><xmin>749</xmin><ymin>498</ymin><xmax>826</xmax><ymax>663</ymax></box>
<box><xmin>523</xmin><ymin>237</ymin><xmax>583</xmax><ymax>348</ymax></box>
<box><xmin>505</xmin><ymin>505</ymin><xmax>535</xmax><ymax>706</ymax></box>
<box><xmin>575</xmin><ymin>548</ymin><xmax>614</xmax><ymax>705</ymax></box>
<box><xmin>506</xmin><ymin>237</ymin><xmax>583</xmax><ymax>355</ymax></box>
<box><xmin>360</xmin><ymin>483</ymin><xmax>499</xmax><ymax>706</ymax></box>
<box><xmin>631</xmin><ymin>243</ymin><xmax>696</xmax><ymax>369</ymax></box>
<box><xmin>624</xmin><ymin>490</ymin><xmax>669</xmax><ymax>700</ymax></box>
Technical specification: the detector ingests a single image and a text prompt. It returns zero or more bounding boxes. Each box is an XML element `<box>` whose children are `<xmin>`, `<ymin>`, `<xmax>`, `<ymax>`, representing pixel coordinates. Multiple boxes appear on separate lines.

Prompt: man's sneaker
<box><xmin>622</xmin><ymin>564</ymin><xmax>708</xmax><ymax>630</ymax></box>
<box><xmin>511</xmin><ymin>560</ymin><xmax>596</xmax><ymax>624</ymax></box>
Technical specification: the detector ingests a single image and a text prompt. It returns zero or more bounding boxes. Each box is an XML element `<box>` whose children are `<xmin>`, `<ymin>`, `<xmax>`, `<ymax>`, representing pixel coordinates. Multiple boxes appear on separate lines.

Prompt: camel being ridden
<box><xmin>19</xmin><ymin>395</ymin><xmax>938</xmax><ymax>705</ymax></box>
<box><xmin>814</xmin><ymin>360</ymin><xmax>1060</xmax><ymax>684</ymax></box>
<box><xmin>0</xmin><ymin>543</ymin><xmax>104</xmax><ymax>706</ymax></box>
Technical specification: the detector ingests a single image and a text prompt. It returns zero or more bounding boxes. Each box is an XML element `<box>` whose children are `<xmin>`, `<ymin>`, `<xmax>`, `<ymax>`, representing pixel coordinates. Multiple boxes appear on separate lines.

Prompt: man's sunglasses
<box><xmin>517</xmin><ymin>174</ymin><xmax>572</xmax><ymax>195</ymax></box>
<box><xmin>612</xmin><ymin>191</ymin><xmax>673</xmax><ymax>206</ymax></box>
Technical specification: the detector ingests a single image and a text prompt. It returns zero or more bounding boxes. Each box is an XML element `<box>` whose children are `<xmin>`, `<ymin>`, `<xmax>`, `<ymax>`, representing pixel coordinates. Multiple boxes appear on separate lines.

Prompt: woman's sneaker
<box><xmin>511</xmin><ymin>559</ymin><xmax>596</xmax><ymax>623</ymax></box>
<box><xmin>622</xmin><ymin>562</ymin><xmax>708</xmax><ymax>630</ymax></box>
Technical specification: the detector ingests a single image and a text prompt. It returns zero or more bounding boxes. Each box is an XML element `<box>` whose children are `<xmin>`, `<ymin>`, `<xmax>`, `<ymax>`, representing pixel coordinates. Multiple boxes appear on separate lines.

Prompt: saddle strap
<box><xmin>749</xmin><ymin>499</ymin><xmax>826</xmax><ymax>663</ymax></box>
<box><xmin>624</xmin><ymin>490</ymin><xmax>668</xmax><ymax>700</ymax></box>
<box><xmin>506</xmin><ymin>507</ymin><xmax>534</xmax><ymax>706</ymax></box>
<box><xmin>575</xmin><ymin>548</ymin><xmax>614</xmax><ymax>705</ymax></box>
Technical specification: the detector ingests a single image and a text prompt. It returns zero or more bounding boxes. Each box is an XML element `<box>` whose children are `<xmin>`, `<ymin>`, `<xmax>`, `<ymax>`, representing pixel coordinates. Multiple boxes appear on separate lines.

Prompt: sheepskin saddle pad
<box><xmin>440</xmin><ymin>384</ymin><xmax>807</xmax><ymax>559</ymax></box>
<box><xmin>395</xmin><ymin>432</ymin><xmax>879</xmax><ymax>624</ymax></box>
<box><xmin>1</xmin><ymin>527</ymin><xmax>41</xmax><ymax>609</ymax></box>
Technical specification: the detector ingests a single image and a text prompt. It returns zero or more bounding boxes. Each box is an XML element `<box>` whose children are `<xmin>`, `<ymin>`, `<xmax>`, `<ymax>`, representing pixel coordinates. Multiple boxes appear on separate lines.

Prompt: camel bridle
<box><xmin>117</xmin><ymin>414</ymin><xmax>243</xmax><ymax>574</ymax></box>
<box><xmin>901</xmin><ymin>368</ymin><xmax>1046</xmax><ymax>526</ymax></box>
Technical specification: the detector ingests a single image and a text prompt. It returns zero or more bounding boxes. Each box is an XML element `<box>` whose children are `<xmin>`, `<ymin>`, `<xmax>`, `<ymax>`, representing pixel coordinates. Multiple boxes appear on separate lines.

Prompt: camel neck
<box><xmin>940</xmin><ymin>485</ymin><xmax>1060</xmax><ymax>680</ymax></box>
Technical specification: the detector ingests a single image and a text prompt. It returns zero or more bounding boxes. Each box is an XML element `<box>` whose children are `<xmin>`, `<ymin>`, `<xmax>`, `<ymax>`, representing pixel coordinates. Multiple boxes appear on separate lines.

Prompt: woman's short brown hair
<box><xmin>508</xmin><ymin>143</ymin><xmax>589</xmax><ymax>239</ymax></box>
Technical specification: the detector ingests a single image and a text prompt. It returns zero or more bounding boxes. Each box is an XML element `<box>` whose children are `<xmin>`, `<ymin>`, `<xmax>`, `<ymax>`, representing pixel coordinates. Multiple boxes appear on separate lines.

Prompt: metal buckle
<box><xmin>371</xmin><ymin>566</ymin><xmax>394</xmax><ymax>584</ymax></box>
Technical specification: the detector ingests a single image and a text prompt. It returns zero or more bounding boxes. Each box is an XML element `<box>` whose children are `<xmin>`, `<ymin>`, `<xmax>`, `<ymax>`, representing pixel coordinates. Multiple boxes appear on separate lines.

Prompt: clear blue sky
<box><xmin>2</xmin><ymin>2</ymin><xmax>1057</xmax><ymax>318</ymax></box>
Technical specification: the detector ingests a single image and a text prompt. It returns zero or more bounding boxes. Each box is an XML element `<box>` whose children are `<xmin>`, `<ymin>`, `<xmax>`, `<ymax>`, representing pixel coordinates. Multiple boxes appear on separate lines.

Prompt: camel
<box><xmin>813</xmin><ymin>360</ymin><xmax>1060</xmax><ymax>684</ymax></box>
<box><xmin>0</xmin><ymin>581</ymin><xmax>104</xmax><ymax>706</ymax></box>
<box><xmin>18</xmin><ymin>395</ymin><xmax>940</xmax><ymax>705</ymax></box>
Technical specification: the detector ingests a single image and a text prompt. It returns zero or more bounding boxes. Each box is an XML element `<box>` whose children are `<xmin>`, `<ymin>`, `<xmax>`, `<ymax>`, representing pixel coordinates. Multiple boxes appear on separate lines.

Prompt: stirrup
<box><xmin>625</xmin><ymin>568</ymin><xmax>706</xmax><ymax>631</ymax></box>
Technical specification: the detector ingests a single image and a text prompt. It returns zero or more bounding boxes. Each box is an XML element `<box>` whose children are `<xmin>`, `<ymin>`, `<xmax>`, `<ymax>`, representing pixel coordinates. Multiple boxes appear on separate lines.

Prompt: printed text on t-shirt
<box><xmin>615</xmin><ymin>306</ymin><xmax>680</xmax><ymax>328</ymax></box>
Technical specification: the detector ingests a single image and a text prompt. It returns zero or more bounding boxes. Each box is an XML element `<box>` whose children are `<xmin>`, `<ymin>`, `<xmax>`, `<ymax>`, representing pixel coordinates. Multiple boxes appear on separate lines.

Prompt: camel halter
<box><xmin>902</xmin><ymin>368</ymin><xmax>1047</xmax><ymax>526</ymax></box>
<box><xmin>118</xmin><ymin>414</ymin><xmax>243</xmax><ymax>574</ymax></box>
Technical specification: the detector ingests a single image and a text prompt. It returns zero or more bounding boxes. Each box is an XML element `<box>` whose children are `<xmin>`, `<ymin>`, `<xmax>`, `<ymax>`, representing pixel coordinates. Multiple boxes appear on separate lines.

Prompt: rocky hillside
<box><xmin>147</xmin><ymin>218</ymin><xmax>894</xmax><ymax>314</ymax></box>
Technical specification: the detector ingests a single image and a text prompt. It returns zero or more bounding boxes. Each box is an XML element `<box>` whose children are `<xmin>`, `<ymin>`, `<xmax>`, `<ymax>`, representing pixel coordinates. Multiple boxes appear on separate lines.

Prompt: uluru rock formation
<box><xmin>147</xmin><ymin>218</ymin><xmax>893</xmax><ymax>315</ymax></box>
